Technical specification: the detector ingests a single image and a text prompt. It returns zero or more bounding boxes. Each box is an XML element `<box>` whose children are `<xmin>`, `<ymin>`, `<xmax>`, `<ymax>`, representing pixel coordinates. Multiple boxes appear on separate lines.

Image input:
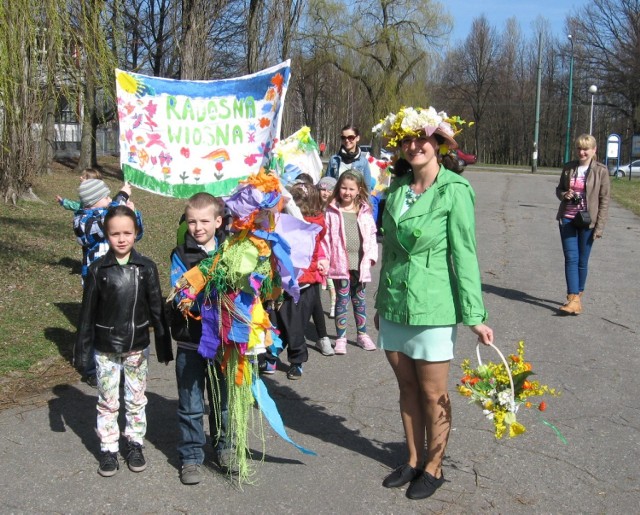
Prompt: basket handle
<box><xmin>476</xmin><ymin>342</ymin><xmax>516</xmax><ymax>412</ymax></box>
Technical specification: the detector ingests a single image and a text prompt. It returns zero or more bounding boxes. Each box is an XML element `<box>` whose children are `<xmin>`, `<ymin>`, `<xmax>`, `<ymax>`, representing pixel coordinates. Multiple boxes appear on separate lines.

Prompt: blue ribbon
<box><xmin>251</xmin><ymin>376</ymin><xmax>317</xmax><ymax>456</ymax></box>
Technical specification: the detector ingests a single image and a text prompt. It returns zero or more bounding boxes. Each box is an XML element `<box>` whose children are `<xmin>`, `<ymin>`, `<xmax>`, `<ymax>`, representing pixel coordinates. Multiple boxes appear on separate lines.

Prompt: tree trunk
<box><xmin>180</xmin><ymin>0</ymin><xmax>209</xmax><ymax>80</ymax></box>
<box><xmin>247</xmin><ymin>0</ymin><xmax>264</xmax><ymax>73</ymax></box>
<box><xmin>77</xmin><ymin>69</ymin><xmax>98</xmax><ymax>170</ymax></box>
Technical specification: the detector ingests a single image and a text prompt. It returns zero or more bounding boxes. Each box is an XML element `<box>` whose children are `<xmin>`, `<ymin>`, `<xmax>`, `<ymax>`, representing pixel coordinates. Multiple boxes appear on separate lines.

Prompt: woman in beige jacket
<box><xmin>555</xmin><ymin>134</ymin><xmax>610</xmax><ymax>315</ymax></box>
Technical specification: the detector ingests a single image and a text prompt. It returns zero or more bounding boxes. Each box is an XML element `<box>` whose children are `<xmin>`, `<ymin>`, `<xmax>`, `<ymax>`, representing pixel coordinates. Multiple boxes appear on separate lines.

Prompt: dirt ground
<box><xmin>0</xmin><ymin>357</ymin><xmax>80</xmax><ymax>411</ymax></box>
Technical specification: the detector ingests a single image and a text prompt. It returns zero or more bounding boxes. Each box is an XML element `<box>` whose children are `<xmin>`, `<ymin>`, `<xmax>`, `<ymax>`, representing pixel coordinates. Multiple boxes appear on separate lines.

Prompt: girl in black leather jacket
<box><xmin>74</xmin><ymin>205</ymin><xmax>173</xmax><ymax>477</ymax></box>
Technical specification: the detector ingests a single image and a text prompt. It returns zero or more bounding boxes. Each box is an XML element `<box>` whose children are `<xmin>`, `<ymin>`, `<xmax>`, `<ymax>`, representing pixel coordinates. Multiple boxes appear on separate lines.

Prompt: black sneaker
<box><xmin>98</xmin><ymin>451</ymin><xmax>119</xmax><ymax>477</ymax></box>
<box><xmin>84</xmin><ymin>374</ymin><xmax>98</xmax><ymax>388</ymax></box>
<box><xmin>287</xmin><ymin>364</ymin><xmax>303</xmax><ymax>380</ymax></box>
<box><xmin>406</xmin><ymin>471</ymin><xmax>445</xmax><ymax>500</ymax></box>
<box><xmin>125</xmin><ymin>441</ymin><xmax>147</xmax><ymax>472</ymax></box>
<box><xmin>382</xmin><ymin>463</ymin><xmax>422</xmax><ymax>488</ymax></box>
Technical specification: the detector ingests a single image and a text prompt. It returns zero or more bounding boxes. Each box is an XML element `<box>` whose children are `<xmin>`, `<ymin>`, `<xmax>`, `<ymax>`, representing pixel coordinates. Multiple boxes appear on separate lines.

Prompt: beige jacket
<box><xmin>555</xmin><ymin>159</ymin><xmax>610</xmax><ymax>237</ymax></box>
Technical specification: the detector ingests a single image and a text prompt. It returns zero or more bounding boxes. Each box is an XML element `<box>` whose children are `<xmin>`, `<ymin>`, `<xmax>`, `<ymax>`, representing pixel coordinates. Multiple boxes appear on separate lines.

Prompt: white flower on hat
<box><xmin>372</xmin><ymin>106</ymin><xmax>470</xmax><ymax>152</ymax></box>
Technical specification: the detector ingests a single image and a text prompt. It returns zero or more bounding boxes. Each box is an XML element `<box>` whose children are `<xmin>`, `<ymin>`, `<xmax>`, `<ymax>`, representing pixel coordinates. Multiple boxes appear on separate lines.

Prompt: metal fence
<box><xmin>53</xmin><ymin>125</ymin><xmax>119</xmax><ymax>158</ymax></box>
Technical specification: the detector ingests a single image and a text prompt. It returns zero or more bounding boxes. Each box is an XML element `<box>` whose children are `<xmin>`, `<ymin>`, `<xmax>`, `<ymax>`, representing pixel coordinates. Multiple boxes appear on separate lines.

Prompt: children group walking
<box><xmin>69</xmin><ymin>157</ymin><xmax>379</xmax><ymax>482</ymax></box>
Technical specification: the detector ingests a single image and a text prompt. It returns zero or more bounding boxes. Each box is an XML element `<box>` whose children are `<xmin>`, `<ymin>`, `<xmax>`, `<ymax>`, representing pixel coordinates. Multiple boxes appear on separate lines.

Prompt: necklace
<box><xmin>405</xmin><ymin>184</ymin><xmax>430</xmax><ymax>206</ymax></box>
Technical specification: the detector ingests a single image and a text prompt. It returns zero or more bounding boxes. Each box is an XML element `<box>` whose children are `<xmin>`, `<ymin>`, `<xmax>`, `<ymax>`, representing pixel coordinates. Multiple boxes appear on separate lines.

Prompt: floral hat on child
<box><xmin>372</xmin><ymin>106</ymin><xmax>472</xmax><ymax>154</ymax></box>
<box><xmin>316</xmin><ymin>176</ymin><xmax>337</xmax><ymax>191</ymax></box>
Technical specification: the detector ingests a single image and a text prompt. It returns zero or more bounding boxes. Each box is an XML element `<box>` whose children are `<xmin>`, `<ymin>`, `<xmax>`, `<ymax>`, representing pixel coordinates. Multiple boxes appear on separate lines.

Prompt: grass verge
<box><xmin>610</xmin><ymin>177</ymin><xmax>640</xmax><ymax>217</ymax></box>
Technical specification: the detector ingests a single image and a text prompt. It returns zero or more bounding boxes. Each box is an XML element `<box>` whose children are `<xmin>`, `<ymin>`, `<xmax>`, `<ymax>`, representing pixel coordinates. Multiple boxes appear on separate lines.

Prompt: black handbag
<box><xmin>573</xmin><ymin>210</ymin><xmax>592</xmax><ymax>228</ymax></box>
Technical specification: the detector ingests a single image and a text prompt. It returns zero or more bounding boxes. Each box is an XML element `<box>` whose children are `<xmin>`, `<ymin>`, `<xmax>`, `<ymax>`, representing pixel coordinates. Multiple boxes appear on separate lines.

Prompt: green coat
<box><xmin>375</xmin><ymin>166</ymin><xmax>488</xmax><ymax>326</ymax></box>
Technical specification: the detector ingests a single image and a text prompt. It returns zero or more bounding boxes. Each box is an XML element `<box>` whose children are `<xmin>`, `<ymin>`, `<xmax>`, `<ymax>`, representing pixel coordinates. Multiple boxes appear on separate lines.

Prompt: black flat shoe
<box><xmin>406</xmin><ymin>471</ymin><xmax>445</xmax><ymax>500</ymax></box>
<box><xmin>382</xmin><ymin>463</ymin><xmax>422</xmax><ymax>488</ymax></box>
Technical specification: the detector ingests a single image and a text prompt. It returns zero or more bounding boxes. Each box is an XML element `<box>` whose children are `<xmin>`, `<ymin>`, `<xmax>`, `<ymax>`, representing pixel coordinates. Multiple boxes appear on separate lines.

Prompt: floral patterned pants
<box><xmin>95</xmin><ymin>349</ymin><xmax>148</xmax><ymax>452</ymax></box>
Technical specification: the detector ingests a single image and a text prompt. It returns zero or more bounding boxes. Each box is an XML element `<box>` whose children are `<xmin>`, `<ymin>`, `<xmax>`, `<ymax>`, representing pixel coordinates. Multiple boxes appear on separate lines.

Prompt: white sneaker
<box><xmin>316</xmin><ymin>337</ymin><xmax>335</xmax><ymax>356</ymax></box>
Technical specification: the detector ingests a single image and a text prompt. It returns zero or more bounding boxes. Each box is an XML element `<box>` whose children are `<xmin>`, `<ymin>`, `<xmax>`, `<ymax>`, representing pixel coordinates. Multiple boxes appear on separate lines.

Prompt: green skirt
<box><xmin>377</xmin><ymin>317</ymin><xmax>457</xmax><ymax>361</ymax></box>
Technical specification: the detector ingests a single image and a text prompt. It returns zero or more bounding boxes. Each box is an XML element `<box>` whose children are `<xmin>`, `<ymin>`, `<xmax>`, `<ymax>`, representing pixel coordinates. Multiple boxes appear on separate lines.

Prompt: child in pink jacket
<box><xmin>322</xmin><ymin>171</ymin><xmax>378</xmax><ymax>354</ymax></box>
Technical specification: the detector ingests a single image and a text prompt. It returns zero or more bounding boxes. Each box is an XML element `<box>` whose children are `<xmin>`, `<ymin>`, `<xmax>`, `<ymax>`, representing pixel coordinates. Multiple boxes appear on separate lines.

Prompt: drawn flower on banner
<box><xmin>271</xmin><ymin>72</ymin><xmax>285</xmax><ymax>94</ymax></box>
<box><xmin>457</xmin><ymin>340</ymin><xmax>564</xmax><ymax>441</ymax></box>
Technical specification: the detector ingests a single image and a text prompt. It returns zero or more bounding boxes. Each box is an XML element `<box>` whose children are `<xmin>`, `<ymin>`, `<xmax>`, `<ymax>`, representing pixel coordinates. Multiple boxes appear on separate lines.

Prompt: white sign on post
<box><xmin>606</xmin><ymin>134</ymin><xmax>621</xmax><ymax>159</ymax></box>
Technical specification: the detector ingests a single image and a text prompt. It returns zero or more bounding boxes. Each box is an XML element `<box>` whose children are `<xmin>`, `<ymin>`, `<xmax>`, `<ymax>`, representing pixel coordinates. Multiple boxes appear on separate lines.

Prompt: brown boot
<box><xmin>559</xmin><ymin>294</ymin><xmax>582</xmax><ymax>315</ymax></box>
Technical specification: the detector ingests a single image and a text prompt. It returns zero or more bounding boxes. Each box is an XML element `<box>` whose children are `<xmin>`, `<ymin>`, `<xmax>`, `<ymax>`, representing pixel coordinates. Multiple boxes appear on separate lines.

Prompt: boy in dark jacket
<box><xmin>170</xmin><ymin>193</ymin><xmax>230</xmax><ymax>485</ymax></box>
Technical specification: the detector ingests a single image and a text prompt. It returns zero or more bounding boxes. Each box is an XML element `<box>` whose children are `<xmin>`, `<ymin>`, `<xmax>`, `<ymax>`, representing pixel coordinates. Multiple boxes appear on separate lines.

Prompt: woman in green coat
<box><xmin>373</xmin><ymin>107</ymin><xmax>493</xmax><ymax>500</ymax></box>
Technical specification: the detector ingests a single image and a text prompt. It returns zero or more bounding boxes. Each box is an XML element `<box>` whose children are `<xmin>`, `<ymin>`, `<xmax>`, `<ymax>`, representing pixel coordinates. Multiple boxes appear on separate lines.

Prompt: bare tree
<box><xmin>443</xmin><ymin>16</ymin><xmax>500</xmax><ymax>155</ymax></box>
<box><xmin>570</xmin><ymin>0</ymin><xmax>640</xmax><ymax>134</ymax></box>
<box><xmin>179</xmin><ymin>0</ymin><xmax>211</xmax><ymax>79</ymax></box>
<box><xmin>246</xmin><ymin>0</ymin><xmax>264</xmax><ymax>73</ymax></box>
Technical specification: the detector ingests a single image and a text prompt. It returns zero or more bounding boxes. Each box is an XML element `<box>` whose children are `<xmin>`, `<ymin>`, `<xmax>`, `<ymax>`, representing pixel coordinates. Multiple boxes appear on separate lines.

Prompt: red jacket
<box><xmin>298</xmin><ymin>212</ymin><xmax>327</xmax><ymax>285</ymax></box>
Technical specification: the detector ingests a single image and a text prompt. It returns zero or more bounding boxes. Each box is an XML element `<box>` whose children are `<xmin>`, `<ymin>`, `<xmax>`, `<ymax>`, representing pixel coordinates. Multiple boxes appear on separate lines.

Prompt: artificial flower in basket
<box><xmin>457</xmin><ymin>340</ymin><xmax>565</xmax><ymax>441</ymax></box>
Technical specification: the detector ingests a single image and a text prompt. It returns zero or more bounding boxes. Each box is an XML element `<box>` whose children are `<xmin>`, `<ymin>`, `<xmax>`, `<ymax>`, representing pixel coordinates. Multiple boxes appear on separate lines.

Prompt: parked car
<box><xmin>453</xmin><ymin>149</ymin><xmax>477</xmax><ymax>166</ymax></box>
<box><xmin>359</xmin><ymin>145</ymin><xmax>372</xmax><ymax>156</ymax></box>
<box><xmin>611</xmin><ymin>160</ymin><xmax>640</xmax><ymax>178</ymax></box>
<box><xmin>359</xmin><ymin>145</ymin><xmax>393</xmax><ymax>161</ymax></box>
<box><xmin>379</xmin><ymin>148</ymin><xmax>394</xmax><ymax>161</ymax></box>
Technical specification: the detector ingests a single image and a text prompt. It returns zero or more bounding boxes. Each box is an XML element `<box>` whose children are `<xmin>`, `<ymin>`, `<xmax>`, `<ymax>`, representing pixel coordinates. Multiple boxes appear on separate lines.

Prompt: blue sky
<box><xmin>448</xmin><ymin>0</ymin><xmax>586</xmax><ymax>43</ymax></box>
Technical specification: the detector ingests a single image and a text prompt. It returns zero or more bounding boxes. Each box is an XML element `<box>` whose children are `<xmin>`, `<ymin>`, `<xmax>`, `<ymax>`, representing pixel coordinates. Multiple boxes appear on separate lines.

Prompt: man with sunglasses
<box><xmin>325</xmin><ymin>125</ymin><xmax>372</xmax><ymax>191</ymax></box>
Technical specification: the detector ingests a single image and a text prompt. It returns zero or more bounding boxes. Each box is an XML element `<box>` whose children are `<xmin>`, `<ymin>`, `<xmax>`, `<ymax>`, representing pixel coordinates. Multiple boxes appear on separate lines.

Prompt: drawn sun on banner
<box><xmin>115</xmin><ymin>61</ymin><xmax>291</xmax><ymax>198</ymax></box>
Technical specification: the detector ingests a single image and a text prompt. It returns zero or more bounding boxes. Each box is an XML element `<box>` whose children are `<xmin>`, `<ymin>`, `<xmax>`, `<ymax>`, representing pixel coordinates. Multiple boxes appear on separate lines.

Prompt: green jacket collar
<box><xmin>387</xmin><ymin>165</ymin><xmax>469</xmax><ymax>224</ymax></box>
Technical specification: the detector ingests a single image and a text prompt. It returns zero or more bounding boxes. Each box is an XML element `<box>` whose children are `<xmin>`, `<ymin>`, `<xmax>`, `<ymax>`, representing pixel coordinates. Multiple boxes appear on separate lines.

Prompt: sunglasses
<box><xmin>340</xmin><ymin>135</ymin><xmax>357</xmax><ymax>141</ymax></box>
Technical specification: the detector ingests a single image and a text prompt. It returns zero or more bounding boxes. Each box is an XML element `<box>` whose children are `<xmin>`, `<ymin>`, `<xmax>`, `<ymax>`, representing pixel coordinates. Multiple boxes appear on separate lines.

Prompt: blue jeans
<box><xmin>559</xmin><ymin>218</ymin><xmax>595</xmax><ymax>294</ymax></box>
<box><xmin>175</xmin><ymin>347</ymin><xmax>229</xmax><ymax>466</ymax></box>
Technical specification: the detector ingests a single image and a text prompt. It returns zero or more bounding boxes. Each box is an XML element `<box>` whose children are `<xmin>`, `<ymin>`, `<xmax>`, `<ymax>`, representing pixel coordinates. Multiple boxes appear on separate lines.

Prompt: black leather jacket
<box><xmin>74</xmin><ymin>249</ymin><xmax>173</xmax><ymax>369</ymax></box>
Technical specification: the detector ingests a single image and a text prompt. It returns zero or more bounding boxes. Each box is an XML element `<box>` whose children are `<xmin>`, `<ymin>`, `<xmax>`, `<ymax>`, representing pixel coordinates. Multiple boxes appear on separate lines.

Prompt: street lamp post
<box><xmin>589</xmin><ymin>84</ymin><xmax>598</xmax><ymax>135</ymax></box>
<box><xmin>564</xmin><ymin>34</ymin><xmax>575</xmax><ymax>163</ymax></box>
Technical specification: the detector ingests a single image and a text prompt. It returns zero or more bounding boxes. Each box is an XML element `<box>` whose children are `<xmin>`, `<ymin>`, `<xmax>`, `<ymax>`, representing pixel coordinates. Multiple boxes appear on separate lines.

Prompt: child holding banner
<box><xmin>322</xmin><ymin>171</ymin><xmax>378</xmax><ymax>354</ymax></box>
<box><xmin>56</xmin><ymin>168</ymin><xmax>102</xmax><ymax>211</ymax></box>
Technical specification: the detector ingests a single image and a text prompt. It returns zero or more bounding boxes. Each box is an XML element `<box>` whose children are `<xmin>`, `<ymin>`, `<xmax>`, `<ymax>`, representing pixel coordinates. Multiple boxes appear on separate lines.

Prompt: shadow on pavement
<box><xmin>260</xmin><ymin>376</ymin><xmax>404</xmax><ymax>469</ymax></box>
<box><xmin>48</xmin><ymin>384</ymin><xmax>99</xmax><ymax>455</ymax></box>
<box><xmin>482</xmin><ymin>283</ymin><xmax>561</xmax><ymax>313</ymax></box>
<box><xmin>47</xmin><ymin>383</ymin><xmax>179</xmax><ymax>467</ymax></box>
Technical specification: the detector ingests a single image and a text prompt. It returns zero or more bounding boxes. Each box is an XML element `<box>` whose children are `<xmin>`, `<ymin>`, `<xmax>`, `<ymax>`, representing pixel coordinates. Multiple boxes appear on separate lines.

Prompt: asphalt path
<box><xmin>1</xmin><ymin>170</ymin><xmax>639</xmax><ymax>513</ymax></box>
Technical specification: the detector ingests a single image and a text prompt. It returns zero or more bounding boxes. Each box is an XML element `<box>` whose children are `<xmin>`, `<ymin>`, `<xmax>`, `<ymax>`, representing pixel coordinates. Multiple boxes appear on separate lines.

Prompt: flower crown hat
<box><xmin>373</xmin><ymin>106</ymin><xmax>471</xmax><ymax>154</ymax></box>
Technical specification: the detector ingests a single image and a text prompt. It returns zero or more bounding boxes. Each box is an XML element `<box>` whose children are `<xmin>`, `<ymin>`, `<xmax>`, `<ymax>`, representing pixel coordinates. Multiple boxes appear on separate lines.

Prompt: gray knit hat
<box><xmin>78</xmin><ymin>179</ymin><xmax>110</xmax><ymax>207</ymax></box>
<box><xmin>317</xmin><ymin>176</ymin><xmax>337</xmax><ymax>191</ymax></box>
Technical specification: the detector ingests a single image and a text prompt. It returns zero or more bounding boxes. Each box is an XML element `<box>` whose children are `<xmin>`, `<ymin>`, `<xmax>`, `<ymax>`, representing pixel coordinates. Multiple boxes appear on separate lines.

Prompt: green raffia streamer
<box><xmin>225</xmin><ymin>348</ymin><xmax>255</xmax><ymax>484</ymax></box>
<box><xmin>197</xmin><ymin>241</ymin><xmax>230</xmax><ymax>298</ymax></box>
<box><xmin>537</xmin><ymin>413</ymin><xmax>568</xmax><ymax>444</ymax></box>
<box><xmin>259</xmin><ymin>275</ymin><xmax>273</xmax><ymax>298</ymax></box>
<box><xmin>206</xmin><ymin>359</ymin><xmax>224</xmax><ymax>453</ymax></box>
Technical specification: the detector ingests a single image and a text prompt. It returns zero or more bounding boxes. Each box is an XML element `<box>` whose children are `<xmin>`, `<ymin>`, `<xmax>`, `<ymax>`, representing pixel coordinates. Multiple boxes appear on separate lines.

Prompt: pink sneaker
<box><xmin>357</xmin><ymin>334</ymin><xmax>376</xmax><ymax>351</ymax></box>
<box><xmin>334</xmin><ymin>337</ymin><xmax>347</xmax><ymax>355</ymax></box>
